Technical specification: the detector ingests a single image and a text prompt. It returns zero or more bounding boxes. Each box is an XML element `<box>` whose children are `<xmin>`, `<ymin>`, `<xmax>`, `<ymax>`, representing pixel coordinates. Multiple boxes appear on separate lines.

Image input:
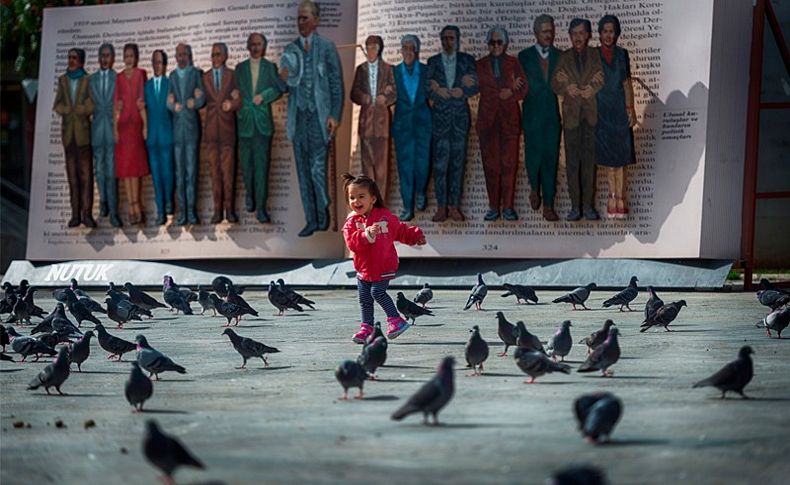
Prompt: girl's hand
<box><xmin>415</xmin><ymin>236</ymin><xmax>426</xmax><ymax>246</ymax></box>
<box><xmin>367</xmin><ymin>224</ymin><xmax>382</xmax><ymax>236</ymax></box>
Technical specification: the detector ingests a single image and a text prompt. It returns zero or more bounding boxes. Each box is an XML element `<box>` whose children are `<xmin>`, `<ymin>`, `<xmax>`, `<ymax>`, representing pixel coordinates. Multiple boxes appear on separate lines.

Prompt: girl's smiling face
<box><xmin>348</xmin><ymin>184</ymin><xmax>376</xmax><ymax>217</ymax></box>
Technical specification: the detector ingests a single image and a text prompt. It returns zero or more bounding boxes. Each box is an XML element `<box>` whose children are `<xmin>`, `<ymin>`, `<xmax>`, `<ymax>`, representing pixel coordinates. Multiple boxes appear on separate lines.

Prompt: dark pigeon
<box><xmin>495</xmin><ymin>312</ymin><xmax>517</xmax><ymax>356</ymax></box>
<box><xmin>465</xmin><ymin>325</ymin><xmax>489</xmax><ymax>376</ymax></box>
<box><xmin>196</xmin><ymin>286</ymin><xmax>216</xmax><ymax>316</ymax></box>
<box><xmin>267</xmin><ymin>281</ymin><xmax>302</xmax><ymax>315</ymax></box>
<box><xmin>693</xmin><ymin>346</ymin><xmax>754</xmax><ymax>399</ymax></box>
<box><xmin>125</xmin><ymin>361</ymin><xmax>154</xmax><ymax>412</ymax></box>
<box><xmin>759</xmin><ymin>278</ymin><xmax>790</xmax><ymax>295</ymax></box>
<box><xmin>553</xmin><ymin>283</ymin><xmax>597</xmax><ymax>310</ymax></box>
<box><xmin>64</xmin><ymin>289</ymin><xmax>102</xmax><ymax>327</ymax></box>
<box><xmin>1</xmin><ymin>352</ymin><xmax>13</xmax><ymax>362</ymax></box>
<box><xmin>142</xmin><ymin>420</ymin><xmax>205</xmax><ymax>483</ymax></box>
<box><xmin>77</xmin><ymin>294</ymin><xmax>108</xmax><ymax>315</ymax></box>
<box><xmin>640</xmin><ymin>300</ymin><xmax>687</xmax><ymax>332</ymax></box>
<box><xmin>579</xmin><ymin>319</ymin><xmax>615</xmax><ymax>355</ymax></box>
<box><xmin>396</xmin><ymin>292</ymin><xmax>433</xmax><ymax>325</ymax></box>
<box><xmin>68</xmin><ymin>330</ymin><xmax>94</xmax><ymax>372</ymax></box>
<box><xmin>358</xmin><ymin>336</ymin><xmax>387</xmax><ymax>379</ymax></box>
<box><xmin>21</xmin><ymin>287</ymin><xmax>48</xmax><ymax>319</ymax></box>
<box><xmin>124</xmin><ymin>282</ymin><xmax>167</xmax><ymax>312</ymax></box>
<box><xmin>9</xmin><ymin>328</ymin><xmax>57</xmax><ymax>362</ymax></box>
<box><xmin>105</xmin><ymin>296</ymin><xmax>145</xmax><ymax>329</ymax></box>
<box><xmin>366</xmin><ymin>321</ymin><xmax>386</xmax><ymax>346</ymax></box>
<box><xmin>212</xmin><ymin>275</ymin><xmax>243</xmax><ymax>298</ymax></box>
<box><xmin>162</xmin><ymin>277</ymin><xmax>193</xmax><ymax>315</ymax></box>
<box><xmin>644</xmin><ymin>286</ymin><xmax>664</xmax><ymax>322</ymax></box>
<box><xmin>28</xmin><ymin>346</ymin><xmax>70</xmax><ymax>395</ymax></box>
<box><xmin>50</xmin><ymin>305</ymin><xmax>83</xmax><ymax>341</ymax></box>
<box><xmin>210</xmin><ymin>294</ymin><xmax>249</xmax><ymax>326</ymax></box>
<box><xmin>757</xmin><ymin>289</ymin><xmax>790</xmax><ymax>311</ymax></box>
<box><xmin>574</xmin><ymin>392</ymin><xmax>623</xmax><ymax>443</ymax></box>
<box><xmin>547</xmin><ymin>320</ymin><xmax>573</xmax><ymax>362</ymax></box>
<box><xmin>578</xmin><ymin>327</ymin><xmax>620</xmax><ymax>377</ymax></box>
<box><xmin>501</xmin><ymin>283</ymin><xmax>538</xmax><ymax>304</ymax></box>
<box><xmin>0</xmin><ymin>323</ymin><xmax>9</xmax><ymax>351</ymax></box>
<box><xmin>463</xmin><ymin>273</ymin><xmax>488</xmax><ymax>311</ymax></box>
<box><xmin>8</xmin><ymin>294</ymin><xmax>31</xmax><ymax>326</ymax></box>
<box><xmin>222</xmin><ymin>328</ymin><xmax>280</xmax><ymax>369</ymax></box>
<box><xmin>602</xmin><ymin>276</ymin><xmax>639</xmax><ymax>311</ymax></box>
<box><xmin>514</xmin><ymin>347</ymin><xmax>571</xmax><ymax>383</ymax></box>
<box><xmin>135</xmin><ymin>335</ymin><xmax>187</xmax><ymax>380</ymax></box>
<box><xmin>335</xmin><ymin>360</ymin><xmax>367</xmax><ymax>400</ymax></box>
<box><xmin>36</xmin><ymin>332</ymin><xmax>59</xmax><ymax>350</ymax></box>
<box><xmin>549</xmin><ymin>465</ymin><xmax>607</xmax><ymax>485</ymax></box>
<box><xmin>391</xmin><ymin>356</ymin><xmax>455</xmax><ymax>425</ymax></box>
<box><xmin>94</xmin><ymin>322</ymin><xmax>136</xmax><ymax>361</ymax></box>
<box><xmin>413</xmin><ymin>283</ymin><xmax>434</xmax><ymax>307</ymax></box>
<box><xmin>226</xmin><ymin>285</ymin><xmax>259</xmax><ymax>318</ymax></box>
<box><xmin>757</xmin><ymin>307</ymin><xmax>790</xmax><ymax>339</ymax></box>
<box><xmin>514</xmin><ymin>320</ymin><xmax>546</xmax><ymax>354</ymax></box>
<box><xmin>277</xmin><ymin>279</ymin><xmax>316</xmax><ymax>310</ymax></box>
<box><xmin>162</xmin><ymin>276</ymin><xmax>198</xmax><ymax>302</ymax></box>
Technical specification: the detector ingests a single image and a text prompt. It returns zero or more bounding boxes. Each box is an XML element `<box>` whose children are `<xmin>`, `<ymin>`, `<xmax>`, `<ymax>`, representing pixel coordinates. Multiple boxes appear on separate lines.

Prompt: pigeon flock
<box><xmin>0</xmin><ymin>274</ymin><xmax>787</xmax><ymax>483</ymax></box>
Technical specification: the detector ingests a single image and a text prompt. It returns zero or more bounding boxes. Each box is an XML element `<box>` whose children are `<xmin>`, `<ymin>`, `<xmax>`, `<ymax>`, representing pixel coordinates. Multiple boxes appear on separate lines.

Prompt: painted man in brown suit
<box><xmin>53</xmin><ymin>48</ymin><xmax>96</xmax><ymax>228</ymax></box>
<box><xmin>350</xmin><ymin>35</ymin><xmax>396</xmax><ymax>199</ymax></box>
<box><xmin>552</xmin><ymin>18</ymin><xmax>604</xmax><ymax>221</ymax></box>
<box><xmin>201</xmin><ymin>42</ymin><xmax>241</xmax><ymax>224</ymax></box>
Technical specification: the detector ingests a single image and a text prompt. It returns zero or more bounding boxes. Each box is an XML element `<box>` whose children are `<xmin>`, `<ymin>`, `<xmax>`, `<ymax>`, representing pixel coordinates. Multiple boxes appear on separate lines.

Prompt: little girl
<box><xmin>342</xmin><ymin>173</ymin><xmax>426</xmax><ymax>343</ymax></box>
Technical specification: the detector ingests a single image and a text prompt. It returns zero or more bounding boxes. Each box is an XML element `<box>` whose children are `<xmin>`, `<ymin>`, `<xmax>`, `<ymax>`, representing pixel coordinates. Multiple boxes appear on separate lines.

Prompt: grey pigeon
<box><xmin>162</xmin><ymin>276</ymin><xmax>198</xmax><ymax>302</ymax></box>
<box><xmin>358</xmin><ymin>336</ymin><xmax>387</xmax><ymax>378</ymax></box>
<box><xmin>196</xmin><ymin>286</ymin><xmax>216</xmax><ymax>316</ymax></box>
<box><xmin>495</xmin><ymin>312</ymin><xmax>517</xmax><ymax>356</ymax></box>
<box><xmin>501</xmin><ymin>283</ymin><xmax>538</xmax><ymax>304</ymax></box>
<box><xmin>162</xmin><ymin>277</ymin><xmax>193</xmax><ymax>315</ymax></box>
<box><xmin>693</xmin><ymin>346</ymin><xmax>754</xmax><ymax>399</ymax></box>
<box><xmin>644</xmin><ymin>286</ymin><xmax>664</xmax><ymax>321</ymax></box>
<box><xmin>226</xmin><ymin>286</ymin><xmax>259</xmax><ymax>318</ymax></box>
<box><xmin>36</xmin><ymin>332</ymin><xmax>59</xmax><ymax>350</ymax></box>
<box><xmin>125</xmin><ymin>361</ymin><xmax>154</xmax><ymax>412</ymax></box>
<box><xmin>549</xmin><ymin>465</ymin><xmax>607</xmax><ymax>485</ymax></box>
<box><xmin>396</xmin><ymin>292</ymin><xmax>433</xmax><ymax>325</ymax></box>
<box><xmin>391</xmin><ymin>356</ymin><xmax>455</xmax><ymax>425</ymax></box>
<box><xmin>94</xmin><ymin>323</ymin><xmax>136</xmax><ymax>361</ymax></box>
<box><xmin>8</xmin><ymin>294</ymin><xmax>31</xmax><ymax>325</ymax></box>
<box><xmin>757</xmin><ymin>289</ymin><xmax>790</xmax><ymax>311</ymax></box>
<box><xmin>413</xmin><ymin>283</ymin><xmax>434</xmax><ymax>307</ymax></box>
<box><xmin>267</xmin><ymin>281</ymin><xmax>303</xmax><ymax>315</ymax></box>
<box><xmin>27</xmin><ymin>346</ymin><xmax>70</xmax><ymax>395</ymax></box>
<box><xmin>579</xmin><ymin>319</ymin><xmax>615</xmax><ymax>355</ymax></box>
<box><xmin>578</xmin><ymin>327</ymin><xmax>620</xmax><ymax>377</ymax></box>
<box><xmin>142</xmin><ymin>420</ymin><xmax>205</xmax><ymax>483</ymax></box>
<box><xmin>640</xmin><ymin>300</ymin><xmax>686</xmax><ymax>332</ymax></box>
<box><xmin>602</xmin><ymin>276</ymin><xmax>639</xmax><ymax>311</ymax></box>
<box><xmin>465</xmin><ymin>325</ymin><xmax>489</xmax><ymax>376</ymax></box>
<box><xmin>514</xmin><ymin>320</ymin><xmax>546</xmax><ymax>354</ymax></box>
<box><xmin>9</xmin><ymin>329</ymin><xmax>57</xmax><ymax>362</ymax></box>
<box><xmin>135</xmin><ymin>335</ymin><xmax>186</xmax><ymax>380</ymax></box>
<box><xmin>277</xmin><ymin>279</ymin><xmax>316</xmax><ymax>310</ymax></box>
<box><xmin>757</xmin><ymin>307</ymin><xmax>790</xmax><ymax>339</ymax></box>
<box><xmin>210</xmin><ymin>294</ymin><xmax>249</xmax><ymax>326</ymax></box>
<box><xmin>335</xmin><ymin>360</ymin><xmax>367</xmax><ymax>400</ymax></box>
<box><xmin>759</xmin><ymin>278</ymin><xmax>790</xmax><ymax>295</ymax></box>
<box><xmin>64</xmin><ymin>289</ymin><xmax>102</xmax><ymax>327</ymax></box>
<box><xmin>34</xmin><ymin>303</ymin><xmax>82</xmax><ymax>341</ymax></box>
<box><xmin>77</xmin><ymin>294</ymin><xmax>108</xmax><ymax>315</ymax></box>
<box><xmin>553</xmin><ymin>283</ymin><xmax>597</xmax><ymax>310</ymax></box>
<box><xmin>222</xmin><ymin>328</ymin><xmax>280</xmax><ymax>369</ymax></box>
<box><xmin>68</xmin><ymin>330</ymin><xmax>94</xmax><ymax>372</ymax></box>
<box><xmin>574</xmin><ymin>392</ymin><xmax>623</xmax><ymax>443</ymax></box>
<box><xmin>105</xmin><ymin>296</ymin><xmax>145</xmax><ymax>329</ymax></box>
<box><xmin>124</xmin><ymin>282</ymin><xmax>166</xmax><ymax>312</ymax></box>
<box><xmin>514</xmin><ymin>347</ymin><xmax>571</xmax><ymax>383</ymax></box>
<box><xmin>547</xmin><ymin>320</ymin><xmax>573</xmax><ymax>361</ymax></box>
<box><xmin>463</xmin><ymin>273</ymin><xmax>488</xmax><ymax>310</ymax></box>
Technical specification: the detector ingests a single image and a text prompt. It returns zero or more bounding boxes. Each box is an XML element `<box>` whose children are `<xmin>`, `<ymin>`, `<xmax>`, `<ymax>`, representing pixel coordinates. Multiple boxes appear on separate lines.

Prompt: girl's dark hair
<box><xmin>342</xmin><ymin>173</ymin><xmax>384</xmax><ymax>208</ymax></box>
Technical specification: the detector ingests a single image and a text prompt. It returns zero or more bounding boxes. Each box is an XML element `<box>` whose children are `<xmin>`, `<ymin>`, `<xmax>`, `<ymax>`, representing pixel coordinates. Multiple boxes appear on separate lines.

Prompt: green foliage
<box><xmin>726</xmin><ymin>269</ymin><xmax>741</xmax><ymax>281</ymax></box>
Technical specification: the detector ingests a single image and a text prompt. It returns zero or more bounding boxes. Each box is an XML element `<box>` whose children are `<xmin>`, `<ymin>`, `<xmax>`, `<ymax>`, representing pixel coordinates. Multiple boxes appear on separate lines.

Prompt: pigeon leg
<box><xmin>626</xmin><ymin>303</ymin><xmax>633</xmax><ymax>311</ymax></box>
<box><xmin>664</xmin><ymin>326</ymin><xmax>674</xmax><ymax>332</ymax></box>
<box><xmin>262</xmin><ymin>356</ymin><xmax>269</xmax><ymax>368</ymax></box>
<box><xmin>560</xmin><ymin>355</ymin><xmax>565</xmax><ymax>362</ymax></box>
<box><xmin>602</xmin><ymin>369</ymin><xmax>614</xmax><ymax>377</ymax></box>
<box><xmin>339</xmin><ymin>390</ymin><xmax>349</xmax><ymax>400</ymax></box>
<box><xmin>619</xmin><ymin>305</ymin><xmax>625</xmax><ymax>312</ymax></box>
<box><xmin>77</xmin><ymin>363</ymin><xmax>82</xmax><ymax>372</ymax></box>
<box><xmin>44</xmin><ymin>387</ymin><xmax>51</xmax><ymax>395</ymax></box>
<box><xmin>56</xmin><ymin>386</ymin><xmax>65</xmax><ymax>396</ymax></box>
<box><xmin>237</xmin><ymin>358</ymin><xmax>247</xmax><ymax>370</ymax></box>
<box><xmin>354</xmin><ymin>390</ymin><xmax>364</xmax><ymax>400</ymax></box>
<box><xmin>524</xmin><ymin>377</ymin><xmax>536</xmax><ymax>384</ymax></box>
<box><xmin>739</xmin><ymin>391</ymin><xmax>750</xmax><ymax>400</ymax></box>
<box><xmin>572</xmin><ymin>304</ymin><xmax>577</xmax><ymax>310</ymax></box>
<box><xmin>720</xmin><ymin>391</ymin><xmax>727</xmax><ymax>399</ymax></box>
<box><xmin>766</xmin><ymin>328</ymin><xmax>772</xmax><ymax>337</ymax></box>
<box><xmin>582</xmin><ymin>303</ymin><xmax>590</xmax><ymax>310</ymax></box>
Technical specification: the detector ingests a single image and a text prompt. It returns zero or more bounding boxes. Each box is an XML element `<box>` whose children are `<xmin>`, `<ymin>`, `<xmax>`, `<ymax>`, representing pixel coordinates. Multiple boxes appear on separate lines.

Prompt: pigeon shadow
<box><xmin>374</xmin><ymin>378</ymin><xmax>426</xmax><ymax>383</ymax></box>
<box><xmin>120</xmin><ymin>325</ymin><xmax>151</xmax><ymax>331</ymax></box>
<box><xmin>579</xmin><ymin>375</ymin><xmax>662</xmax><ymax>380</ymax></box>
<box><xmin>153</xmin><ymin>317</ymin><xmax>180</xmax><ymax>321</ymax></box>
<box><xmin>154</xmin><ymin>378</ymin><xmax>196</xmax><ymax>382</ymax></box>
<box><xmin>140</xmin><ymin>408</ymin><xmax>190</xmax><ymax>414</ymax></box>
<box><xmin>411</xmin><ymin>323</ymin><xmax>444</xmax><ymax>327</ymax></box>
<box><xmin>361</xmin><ymin>395</ymin><xmax>400</xmax><ymax>401</ymax></box>
<box><xmin>602</xmin><ymin>437</ymin><xmax>670</xmax><ymax>446</ymax></box>
<box><xmin>746</xmin><ymin>396</ymin><xmax>790</xmax><ymax>402</ymax></box>
<box><xmin>0</xmin><ymin>368</ymin><xmax>23</xmax><ymax>373</ymax></box>
<box><xmin>671</xmin><ymin>329</ymin><xmax>716</xmax><ymax>333</ymax></box>
<box><xmin>36</xmin><ymin>393</ymin><xmax>113</xmax><ymax>398</ymax></box>
<box><xmin>256</xmin><ymin>365</ymin><xmax>293</xmax><ymax>371</ymax></box>
<box><xmin>477</xmin><ymin>372</ymin><xmax>523</xmax><ymax>378</ymax></box>
<box><xmin>234</xmin><ymin>324</ymin><xmax>274</xmax><ymax>329</ymax></box>
<box><xmin>402</xmin><ymin>422</ymin><xmax>510</xmax><ymax>429</ymax></box>
<box><xmin>393</xmin><ymin>341</ymin><xmax>467</xmax><ymax>346</ymax></box>
<box><xmin>382</xmin><ymin>364</ymin><xmax>433</xmax><ymax>369</ymax></box>
<box><xmin>79</xmin><ymin>370</ymin><xmax>128</xmax><ymax>375</ymax></box>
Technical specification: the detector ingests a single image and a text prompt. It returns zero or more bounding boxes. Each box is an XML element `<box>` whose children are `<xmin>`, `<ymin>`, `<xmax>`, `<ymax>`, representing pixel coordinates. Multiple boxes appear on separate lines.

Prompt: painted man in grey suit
<box><xmin>167</xmin><ymin>43</ymin><xmax>206</xmax><ymax>226</ymax></box>
<box><xmin>88</xmin><ymin>43</ymin><xmax>122</xmax><ymax>227</ymax></box>
<box><xmin>280</xmin><ymin>0</ymin><xmax>344</xmax><ymax>237</ymax></box>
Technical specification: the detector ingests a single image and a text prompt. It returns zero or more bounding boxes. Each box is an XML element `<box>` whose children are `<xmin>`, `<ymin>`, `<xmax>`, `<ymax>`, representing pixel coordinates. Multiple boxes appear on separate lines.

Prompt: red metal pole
<box><xmin>765</xmin><ymin>0</ymin><xmax>790</xmax><ymax>77</ymax></box>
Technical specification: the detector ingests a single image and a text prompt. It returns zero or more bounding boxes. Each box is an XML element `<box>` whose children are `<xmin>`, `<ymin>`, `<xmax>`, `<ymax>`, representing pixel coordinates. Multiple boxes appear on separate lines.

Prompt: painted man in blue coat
<box><xmin>144</xmin><ymin>49</ymin><xmax>174</xmax><ymax>225</ymax></box>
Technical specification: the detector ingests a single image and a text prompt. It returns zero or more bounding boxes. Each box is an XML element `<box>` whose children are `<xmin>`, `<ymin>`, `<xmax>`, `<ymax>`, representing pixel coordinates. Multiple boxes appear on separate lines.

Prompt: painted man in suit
<box><xmin>202</xmin><ymin>42</ymin><xmax>241</xmax><ymax>224</ymax></box>
<box><xmin>552</xmin><ymin>18</ymin><xmax>604</xmax><ymax>222</ymax></box>
<box><xmin>476</xmin><ymin>26</ymin><xmax>528</xmax><ymax>222</ymax></box>
<box><xmin>144</xmin><ymin>49</ymin><xmax>174</xmax><ymax>225</ymax></box>
<box><xmin>392</xmin><ymin>34</ymin><xmax>431</xmax><ymax>222</ymax></box>
<box><xmin>236</xmin><ymin>33</ymin><xmax>283</xmax><ymax>224</ymax></box>
<box><xmin>167</xmin><ymin>43</ymin><xmax>205</xmax><ymax>226</ymax></box>
<box><xmin>53</xmin><ymin>48</ymin><xmax>95</xmax><ymax>228</ymax></box>
<box><xmin>280</xmin><ymin>0</ymin><xmax>344</xmax><ymax>237</ymax></box>
<box><xmin>518</xmin><ymin>15</ymin><xmax>562</xmax><ymax>221</ymax></box>
<box><xmin>426</xmin><ymin>25</ymin><xmax>479</xmax><ymax>222</ymax></box>
<box><xmin>350</xmin><ymin>35</ymin><xmax>396</xmax><ymax>199</ymax></box>
<box><xmin>87</xmin><ymin>43</ymin><xmax>121</xmax><ymax>227</ymax></box>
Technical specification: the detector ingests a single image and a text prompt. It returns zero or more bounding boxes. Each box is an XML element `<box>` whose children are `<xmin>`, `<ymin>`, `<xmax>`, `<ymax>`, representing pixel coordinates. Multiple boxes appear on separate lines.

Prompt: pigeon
<box><xmin>396</xmin><ymin>292</ymin><xmax>433</xmax><ymax>325</ymax></box>
<box><xmin>68</xmin><ymin>330</ymin><xmax>94</xmax><ymax>372</ymax></box>
<box><xmin>757</xmin><ymin>289</ymin><xmax>790</xmax><ymax>311</ymax></box>
<box><xmin>553</xmin><ymin>283</ymin><xmax>597</xmax><ymax>310</ymax></box>
<box><xmin>142</xmin><ymin>420</ymin><xmax>205</xmax><ymax>484</ymax></box>
<box><xmin>162</xmin><ymin>277</ymin><xmax>193</xmax><ymax>315</ymax></box>
<box><xmin>135</xmin><ymin>335</ymin><xmax>187</xmax><ymax>380</ymax></box>
<box><xmin>756</xmin><ymin>307</ymin><xmax>790</xmax><ymax>339</ymax></box>
<box><xmin>222</xmin><ymin>328</ymin><xmax>280</xmax><ymax>369</ymax></box>
<box><xmin>8</xmin><ymin>294</ymin><xmax>31</xmax><ymax>325</ymax></box>
<box><xmin>226</xmin><ymin>286</ymin><xmax>259</xmax><ymax>318</ymax></box>
<box><xmin>267</xmin><ymin>281</ymin><xmax>303</xmax><ymax>315</ymax></box>
<box><xmin>277</xmin><ymin>279</ymin><xmax>316</xmax><ymax>310</ymax></box>
<box><xmin>125</xmin><ymin>361</ymin><xmax>154</xmax><ymax>412</ymax></box>
<box><xmin>8</xmin><ymin>328</ymin><xmax>57</xmax><ymax>362</ymax></box>
<box><xmin>413</xmin><ymin>283</ymin><xmax>434</xmax><ymax>307</ymax></box>
<box><xmin>124</xmin><ymin>282</ymin><xmax>167</xmax><ymax>312</ymax></box>
<box><xmin>105</xmin><ymin>296</ymin><xmax>145</xmax><ymax>329</ymax></box>
<box><xmin>0</xmin><ymin>324</ymin><xmax>8</xmax><ymax>351</ymax></box>
<box><xmin>578</xmin><ymin>327</ymin><xmax>620</xmax><ymax>377</ymax></box>
<box><xmin>211</xmin><ymin>275</ymin><xmax>243</xmax><ymax>298</ymax></box>
<box><xmin>162</xmin><ymin>276</ymin><xmax>198</xmax><ymax>302</ymax></box>
<box><xmin>210</xmin><ymin>294</ymin><xmax>249</xmax><ymax>326</ymax></box>
<box><xmin>77</xmin><ymin>293</ymin><xmax>108</xmax><ymax>315</ymax></box>
<box><xmin>500</xmin><ymin>283</ymin><xmax>538</xmax><ymax>304</ymax></box>
<box><xmin>602</xmin><ymin>276</ymin><xmax>639</xmax><ymax>311</ymax></box>
<box><xmin>64</xmin><ymin>289</ymin><xmax>102</xmax><ymax>327</ymax></box>
<box><xmin>36</xmin><ymin>332</ymin><xmax>60</xmax><ymax>350</ymax></box>
<box><xmin>644</xmin><ymin>286</ymin><xmax>664</xmax><ymax>322</ymax></box>
<box><xmin>196</xmin><ymin>286</ymin><xmax>216</xmax><ymax>316</ymax></box>
<box><xmin>463</xmin><ymin>273</ymin><xmax>488</xmax><ymax>310</ymax></box>
<box><xmin>574</xmin><ymin>392</ymin><xmax>623</xmax><ymax>443</ymax></box>
<box><xmin>48</xmin><ymin>305</ymin><xmax>83</xmax><ymax>341</ymax></box>
<box><xmin>693</xmin><ymin>346</ymin><xmax>754</xmax><ymax>399</ymax></box>
<box><xmin>549</xmin><ymin>465</ymin><xmax>607</xmax><ymax>485</ymax></box>
<box><xmin>513</xmin><ymin>347</ymin><xmax>571</xmax><ymax>383</ymax></box>
<box><xmin>514</xmin><ymin>320</ymin><xmax>546</xmax><ymax>354</ymax></box>
<box><xmin>495</xmin><ymin>312</ymin><xmax>517</xmax><ymax>356</ymax></box>
<box><xmin>366</xmin><ymin>321</ymin><xmax>386</xmax><ymax>346</ymax></box>
<box><xmin>358</xmin><ymin>336</ymin><xmax>387</xmax><ymax>379</ymax></box>
<box><xmin>94</xmin><ymin>323</ymin><xmax>136</xmax><ymax>361</ymax></box>
<box><xmin>27</xmin><ymin>346</ymin><xmax>71</xmax><ymax>395</ymax></box>
<box><xmin>546</xmin><ymin>320</ymin><xmax>573</xmax><ymax>361</ymax></box>
<box><xmin>21</xmin><ymin>287</ymin><xmax>47</xmax><ymax>319</ymax></box>
<box><xmin>391</xmin><ymin>356</ymin><xmax>455</xmax><ymax>425</ymax></box>
<box><xmin>335</xmin><ymin>360</ymin><xmax>367</xmax><ymax>400</ymax></box>
<box><xmin>579</xmin><ymin>319</ymin><xmax>615</xmax><ymax>355</ymax></box>
<box><xmin>640</xmin><ymin>300</ymin><xmax>687</xmax><ymax>332</ymax></box>
<box><xmin>759</xmin><ymin>278</ymin><xmax>789</xmax><ymax>295</ymax></box>
<box><xmin>465</xmin><ymin>325</ymin><xmax>489</xmax><ymax>376</ymax></box>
